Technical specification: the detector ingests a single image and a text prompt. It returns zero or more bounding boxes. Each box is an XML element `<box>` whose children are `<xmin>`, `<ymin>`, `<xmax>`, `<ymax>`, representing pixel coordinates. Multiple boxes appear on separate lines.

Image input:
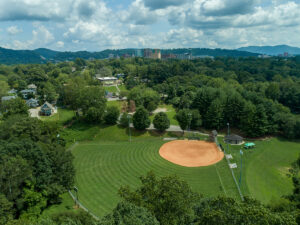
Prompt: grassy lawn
<box><xmin>106</xmin><ymin>100</ymin><xmax>124</xmax><ymax>110</ymax></box>
<box><xmin>42</xmin><ymin>193</ymin><xmax>77</xmax><ymax>217</ymax></box>
<box><xmin>150</xmin><ymin>104</ymin><xmax>178</xmax><ymax>126</ymax></box>
<box><xmin>103</xmin><ymin>85</ymin><xmax>118</xmax><ymax>93</ymax></box>
<box><xmin>118</xmin><ymin>84</ymin><xmax>127</xmax><ymax>92</ymax></box>
<box><xmin>71</xmin><ymin>127</ymin><xmax>239</xmax><ymax>217</ymax></box>
<box><xmin>40</xmin><ymin>108</ymin><xmax>75</xmax><ymax>125</ymax></box>
<box><xmin>219</xmin><ymin>137</ymin><xmax>300</xmax><ymax>203</ymax></box>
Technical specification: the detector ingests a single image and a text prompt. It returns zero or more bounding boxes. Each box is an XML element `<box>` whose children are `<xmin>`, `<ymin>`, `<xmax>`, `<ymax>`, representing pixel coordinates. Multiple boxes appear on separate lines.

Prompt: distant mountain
<box><xmin>0</xmin><ymin>47</ymin><xmax>46</xmax><ymax>64</ymax></box>
<box><xmin>237</xmin><ymin>45</ymin><xmax>300</xmax><ymax>56</ymax></box>
<box><xmin>0</xmin><ymin>46</ymin><xmax>258</xmax><ymax>65</ymax></box>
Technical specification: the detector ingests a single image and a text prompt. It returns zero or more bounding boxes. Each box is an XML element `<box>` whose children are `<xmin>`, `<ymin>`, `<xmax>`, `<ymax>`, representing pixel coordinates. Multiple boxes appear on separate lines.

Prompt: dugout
<box><xmin>224</xmin><ymin>134</ymin><xmax>243</xmax><ymax>145</ymax></box>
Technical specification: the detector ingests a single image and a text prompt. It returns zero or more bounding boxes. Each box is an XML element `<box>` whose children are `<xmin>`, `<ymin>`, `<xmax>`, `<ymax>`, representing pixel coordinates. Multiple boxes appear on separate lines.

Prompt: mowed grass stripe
<box><xmin>73</xmin><ymin>140</ymin><xmax>239</xmax><ymax>217</ymax></box>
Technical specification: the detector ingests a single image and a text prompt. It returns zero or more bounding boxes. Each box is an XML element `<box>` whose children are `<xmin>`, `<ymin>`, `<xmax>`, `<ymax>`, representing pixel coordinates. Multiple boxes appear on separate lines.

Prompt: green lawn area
<box><xmin>40</xmin><ymin>108</ymin><xmax>75</xmax><ymax>125</ymax></box>
<box><xmin>106</xmin><ymin>100</ymin><xmax>124</xmax><ymax>110</ymax></box>
<box><xmin>103</xmin><ymin>86</ymin><xmax>118</xmax><ymax>93</ymax></box>
<box><xmin>219</xmin><ymin>137</ymin><xmax>300</xmax><ymax>203</ymax></box>
<box><xmin>118</xmin><ymin>84</ymin><xmax>127</xmax><ymax>92</ymax></box>
<box><xmin>150</xmin><ymin>104</ymin><xmax>178</xmax><ymax>125</ymax></box>
<box><xmin>42</xmin><ymin>193</ymin><xmax>77</xmax><ymax>217</ymax></box>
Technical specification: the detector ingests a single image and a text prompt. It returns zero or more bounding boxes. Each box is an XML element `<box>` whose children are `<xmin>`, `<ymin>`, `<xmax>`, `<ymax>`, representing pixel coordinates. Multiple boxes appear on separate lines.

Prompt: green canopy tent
<box><xmin>244</xmin><ymin>142</ymin><xmax>255</xmax><ymax>149</ymax></box>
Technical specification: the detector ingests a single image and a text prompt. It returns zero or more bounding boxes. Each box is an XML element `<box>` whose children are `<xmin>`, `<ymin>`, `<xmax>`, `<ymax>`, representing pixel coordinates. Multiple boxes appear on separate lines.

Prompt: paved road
<box><xmin>128</xmin><ymin>123</ymin><xmax>219</xmax><ymax>136</ymax></box>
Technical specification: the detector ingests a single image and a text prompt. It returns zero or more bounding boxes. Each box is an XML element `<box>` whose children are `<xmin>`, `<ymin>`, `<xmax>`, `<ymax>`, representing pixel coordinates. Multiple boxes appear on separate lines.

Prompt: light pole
<box><xmin>226</xmin><ymin>122</ymin><xmax>230</xmax><ymax>154</ymax></box>
<box><xmin>127</xmin><ymin>114</ymin><xmax>131</xmax><ymax>142</ymax></box>
<box><xmin>188</xmin><ymin>112</ymin><xmax>192</xmax><ymax>139</ymax></box>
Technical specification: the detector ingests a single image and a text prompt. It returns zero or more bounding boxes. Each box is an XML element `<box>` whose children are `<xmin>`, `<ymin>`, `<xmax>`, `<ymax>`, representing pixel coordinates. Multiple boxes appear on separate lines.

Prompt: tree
<box><xmin>0</xmin><ymin>194</ymin><xmax>14</xmax><ymax>225</ymax></box>
<box><xmin>104</xmin><ymin>106</ymin><xmax>120</xmax><ymax>125</ymax></box>
<box><xmin>0</xmin><ymin>98</ymin><xmax>28</xmax><ymax>118</ymax></box>
<box><xmin>132</xmin><ymin>107</ymin><xmax>150</xmax><ymax>130</ymax></box>
<box><xmin>193</xmin><ymin>196</ymin><xmax>296</xmax><ymax>225</ymax></box>
<box><xmin>0</xmin><ymin>81</ymin><xmax>9</xmax><ymax>98</ymax></box>
<box><xmin>128</xmin><ymin>86</ymin><xmax>160</xmax><ymax>113</ymax></box>
<box><xmin>205</xmin><ymin>98</ymin><xmax>225</xmax><ymax>130</ymax></box>
<box><xmin>85</xmin><ymin>107</ymin><xmax>104</xmax><ymax>123</ymax></box>
<box><xmin>100</xmin><ymin>202</ymin><xmax>159</xmax><ymax>225</ymax></box>
<box><xmin>176</xmin><ymin>109</ymin><xmax>192</xmax><ymax>133</ymax></box>
<box><xmin>119</xmin><ymin>113</ymin><xmax>130</xmax><ymax>128</ymax></box>
<box><xmin>119</xmin><ymin>172</ymin><xmax>200</xmax><ymax>225</ymax></box>
<box><xmin>153</xmin><ymin>112</ymin><xmax>170</xmax><ymax>132</ymax></box>
<box><xmin>190</xmin><ymin>110</ymin><xmax>202</xmax><ymax>130</ymax></box>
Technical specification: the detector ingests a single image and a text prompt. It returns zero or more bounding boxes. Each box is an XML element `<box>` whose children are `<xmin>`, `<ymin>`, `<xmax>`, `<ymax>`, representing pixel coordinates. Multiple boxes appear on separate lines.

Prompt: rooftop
<box><xmin>225</xmin><ymin>134</ymin><xmax>243</xmax><ymax>141</ymax></box>
<box><xmin>97</xmin><ymin>77</ymin><xmax>117</xmax><ymax>81</ymax></box>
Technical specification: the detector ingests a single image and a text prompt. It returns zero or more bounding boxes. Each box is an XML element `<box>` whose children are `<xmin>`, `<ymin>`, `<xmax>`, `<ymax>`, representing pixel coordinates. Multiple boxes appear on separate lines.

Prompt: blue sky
<box><xmin>0</xmin><ymin>0</ymin><xmax>300</xmax><ymax>51</ymax></box>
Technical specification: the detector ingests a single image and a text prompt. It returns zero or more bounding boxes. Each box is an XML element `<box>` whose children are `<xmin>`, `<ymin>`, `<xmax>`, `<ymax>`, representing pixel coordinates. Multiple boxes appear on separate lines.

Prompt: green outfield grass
<box><xmin>71</xmin><ymin>136</ymin><xmax>239</xmax><ymax>217</ymax></box>
<box><xmin>219</xmin><ymin>137</ymin><xmax>300</xmax><ymax>203</ymax></box>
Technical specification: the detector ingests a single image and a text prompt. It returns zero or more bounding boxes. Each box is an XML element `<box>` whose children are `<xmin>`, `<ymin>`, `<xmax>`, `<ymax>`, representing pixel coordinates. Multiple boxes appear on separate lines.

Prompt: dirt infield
<box><xmin>159</xmin><ymin>140</ymin><xmax>224</xmax><ymax>167</ymax></box>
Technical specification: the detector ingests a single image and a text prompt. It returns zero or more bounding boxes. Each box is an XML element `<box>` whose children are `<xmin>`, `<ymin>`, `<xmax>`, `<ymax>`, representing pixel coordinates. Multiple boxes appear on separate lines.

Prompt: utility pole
<box><xmin>226</xmin><ymin>122</ymin><xmax>230</xmax><ymax>154</ymax></box>
<box><xmin>188</xmin><ymin>112</ymin><xmax>192</xmax><ymax>139</ymax></box>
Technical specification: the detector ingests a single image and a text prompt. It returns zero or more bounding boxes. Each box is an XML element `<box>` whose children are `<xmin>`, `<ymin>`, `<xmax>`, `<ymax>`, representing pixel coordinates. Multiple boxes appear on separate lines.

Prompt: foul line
<box><xmin>214</xmin><ymin>164</ymin><xmax>227</xmax><ymax>196</ymax></box>
<box><xmin>68</xmin><ymin>190</ymin><xmax>100</xmax><ymax>220</ymax></box>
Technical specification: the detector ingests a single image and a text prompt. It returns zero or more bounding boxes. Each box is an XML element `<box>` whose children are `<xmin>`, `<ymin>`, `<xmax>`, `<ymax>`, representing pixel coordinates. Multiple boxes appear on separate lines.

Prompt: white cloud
<box><xmin>7</xmin><ymin>26</ymin><xmax>22</xmax><ymax>35</ymax></box>
<box><xmin>56</xmin><ymin>41</ymin><xmax>64</xmax><ymax>48</ymax></box>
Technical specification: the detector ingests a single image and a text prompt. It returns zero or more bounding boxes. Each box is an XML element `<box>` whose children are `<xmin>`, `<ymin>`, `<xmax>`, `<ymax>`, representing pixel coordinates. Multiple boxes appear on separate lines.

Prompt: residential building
<box><xmin>97</xmin><ymin>77</ymin><xmax>118</xmax><ymax>86</ymax></box>
<box><xmin>27</xmin><ymin>84</ymin><xmax>37</xmax><ymax>92</ymax></box>
<box><xmin>7</xmin><ymin>89</ymin><xmax>18</xmax><ymax>94</ymax></box>
<box><xmin>39</xmin><ymin>102</ymin><xmax>55</xmax><ymax>116</ymax></box>
<box><xmin>1</xmin><ymin>96</ymin><xmax>16</xmax><ymax>102</ymax></box>
<box><xmin>26</xmin><ymin>98</ymin><xmax>39</xmax><ymax>108</ymax></box>
<box><xmin>20</xmin><ymin>89</ymin><xmax>36</xmax><ymax>99</ymax></box>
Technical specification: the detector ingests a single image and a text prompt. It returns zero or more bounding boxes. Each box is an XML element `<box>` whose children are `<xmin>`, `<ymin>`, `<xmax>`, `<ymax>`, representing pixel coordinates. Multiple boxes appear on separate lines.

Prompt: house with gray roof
<box><xmin>1</xmin><ymin>96</ymin><xmax>16</xmax><ymax>102</ymax></box>
<box><xmin>20</xmin><ymin>89</ymin><xmax>36</xmax><ymax>99</ymax></box>
<box><xmin>26</xmin><ymin>98</ymin><xmax>39</xmax><ymax>108</ymax></box>
<box><xmin>39</xmin><ymin>102</ymin><xmax>55</xmax><ymax>116</ymax></box>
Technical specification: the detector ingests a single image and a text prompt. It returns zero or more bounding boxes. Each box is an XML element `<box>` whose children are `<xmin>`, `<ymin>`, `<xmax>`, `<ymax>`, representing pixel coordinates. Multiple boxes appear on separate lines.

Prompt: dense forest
<box><xmin>0</xmin><ymin>56</ymin><xmax>300</xmax><ymax>224</ymax></box>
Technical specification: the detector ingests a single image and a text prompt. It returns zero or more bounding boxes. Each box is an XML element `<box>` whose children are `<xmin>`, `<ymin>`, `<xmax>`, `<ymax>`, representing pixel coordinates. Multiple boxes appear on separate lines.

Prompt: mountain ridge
<box><xmin>0</xmin><ymin>46</ymin><xmax>261</xmax><ymax>65</ymax></box>
<box><xmin>237</xmin><ymin>45</ymin><xmax>300</xmax><ymax>56</ymax></box>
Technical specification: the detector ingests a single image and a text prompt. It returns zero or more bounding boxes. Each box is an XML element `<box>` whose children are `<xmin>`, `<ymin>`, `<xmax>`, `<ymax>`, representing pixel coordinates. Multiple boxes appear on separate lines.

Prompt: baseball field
<box><xmin>43</xmin><ymin>122</ymin><xmax>300</xmax><ymax>218</ymax></box>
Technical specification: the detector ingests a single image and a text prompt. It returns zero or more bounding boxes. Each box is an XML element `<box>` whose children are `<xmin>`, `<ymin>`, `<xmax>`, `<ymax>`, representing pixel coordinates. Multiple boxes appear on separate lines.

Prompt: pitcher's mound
<box><xmin>159</xmin><ymin>140</ymin><xmax>224</xmax><ymax>167</ymax></box>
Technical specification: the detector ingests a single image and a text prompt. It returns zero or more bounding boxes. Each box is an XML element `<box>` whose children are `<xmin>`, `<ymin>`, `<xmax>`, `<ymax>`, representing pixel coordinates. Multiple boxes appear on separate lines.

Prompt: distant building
<box><xmin>162</xmin><ymin>53</ymin><xmax>177</xmax><ymax>59</ymax></box>
<box><xmin>27</xmin><ymin>84</ymin><xmax>37</xmax><ymax>91</ymax></box>
<box><xmin>8</xmin><ymin>89</ymin><xmax>18</xmax><ymax>95</ymax></box>
<box><xmin>20</xmin><ymin>89</ymin><xmax>36</xmax><ymax>99</ymax></box>
<box><xmin>116</xmin><ymin>73</ymin><xmax>125</xmax><ymax>79</ymax></box>
<box><xmin>143</xmin><ymin>48</ymin><xmax>153</xmax><ymax>58</ymax></box>
<box><xmin>136</xmin><ymin>49</ymin><xmax>143</xmax><ymax>57</ymax></box>
<box><xmin>152</xmin><ymin>49</ymin><xmax>161</xmax><ymax>59</ymax></box>
<box><xmin>176</xmin><ymin>53</ymin><xmax>192</xmax><ymax>60</ymax></box>
<box><xmin>224</xmin><ymin>134</ymin><xmax>243</xmax><ymax>145</ymax></box>
<box><xmin>1</xmin><ymin>96</ymin><xmax>16</xmax><ymax>102</ymax></box>
<box><xmin>26</xmin><ymin>98</ymin><xmax>39</xmax><ymax>108</ymax></box>
<box><xmin>40</xmin><ymin>102</ymin><xmax>55</xmax><ymax>116</ymax></box>
<box><xmin>97</xmin><ymin>77</ymin><xmax>118</xmax><ymax>86</ymax></box>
